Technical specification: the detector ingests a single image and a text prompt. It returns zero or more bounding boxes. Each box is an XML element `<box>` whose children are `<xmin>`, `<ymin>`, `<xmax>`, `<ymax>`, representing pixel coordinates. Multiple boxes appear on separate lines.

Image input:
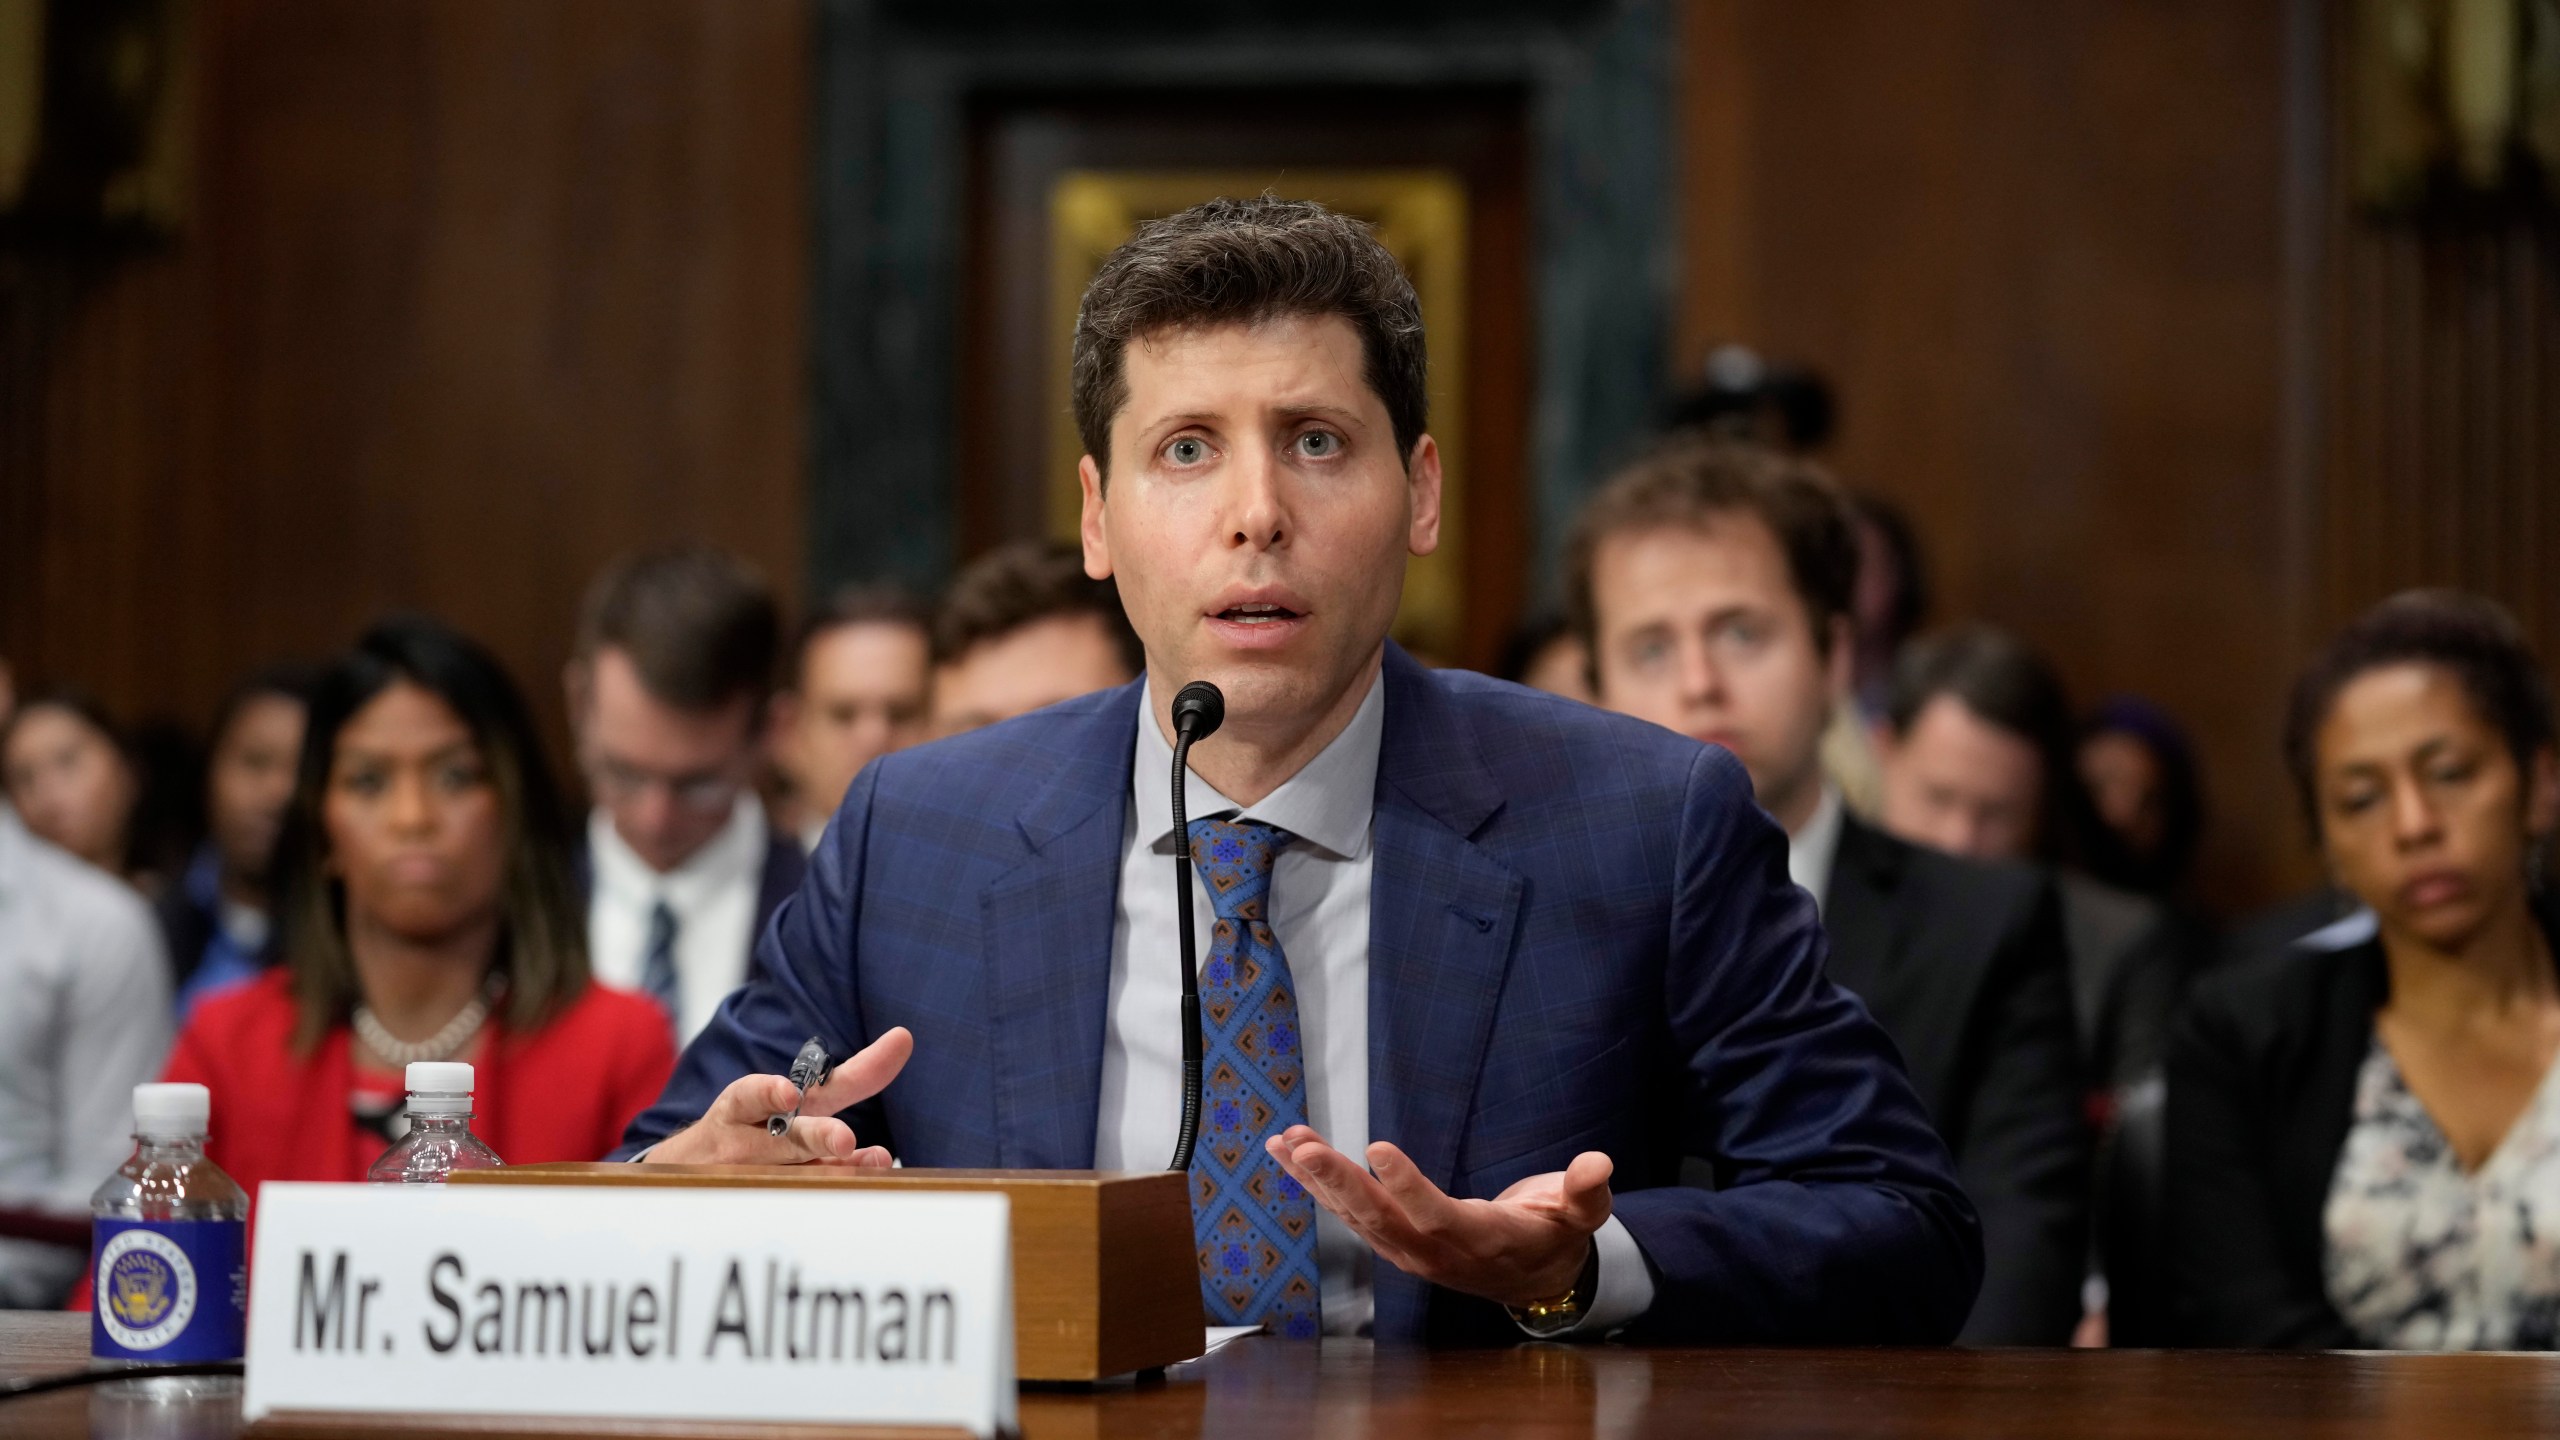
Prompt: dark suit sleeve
<box><xmin>1614</xmin><ymin>748</ymin><xmax>1983</xmax><ymax>1344</ymax></box>
<box><xmin>2163</xmin><ymin>995</ymin><xmax>2355</xmax><ymax>1347</ymax></box>
<box><xmin>1951</xmin><ymin>880</ymin><xmax>2092</xmax><ymax>1345</ymax></box>
<box><xmin>610</xmin><ymin>768</ymin><xmax>887</xmax><ymax>1159</ymax></box>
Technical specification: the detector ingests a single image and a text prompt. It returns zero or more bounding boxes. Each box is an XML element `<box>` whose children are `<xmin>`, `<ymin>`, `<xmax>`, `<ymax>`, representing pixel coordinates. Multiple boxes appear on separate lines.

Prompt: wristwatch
<box><xmin>1506</xmin><ymin>1243</ymin><xmax>1601</xmax><ymax>1338</ymax></box>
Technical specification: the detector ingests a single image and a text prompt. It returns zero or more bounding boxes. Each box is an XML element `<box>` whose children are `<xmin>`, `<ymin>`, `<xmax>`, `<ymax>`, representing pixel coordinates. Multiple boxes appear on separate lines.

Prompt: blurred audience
<box><xmin>2168</xmin><ymin>591</ymin><xmax>2560</xmax><ymax>1350</ymax></box>
<box><xmin>567</xmin><ymin>546</ymin><xmax>805</xmax><ymax>1047</ymax></box>
<box><xmin>0</xmin><ymin>803</ymin><xmax>172</xmax><ymax>1308</ymax></box>
<box><xmin>1569</xmin><ymin>436</ymin><xmax>2088</xmax><ymax>1345</ymax></box>
<box><xmin>158</xmin><ymin>665</ymin><xmax>315</xmax><ymax>1021</ymax></box>
<box><xmin>1880</xmin><ymin>627</ymin><xmax>2195</xmax><ymax>1093</ymax></box>
<box><xmin>2</xmin><ymin>690</ymin><xmax>143</xmax><ymax>885</ymax></box>
<box><xmin>162</xmin><ymin>617</ymin><xmax>673</xmax><ymax>1200</ymax></box>
<box><xmin>930</xmin><ymin>541</ymin><xmax>1142</xmax><ymax>734</ymax></box>
<box><xmin>2079</xmin><ymin>696</ymin><xmax>2208</xmax><ymax>905</ymax></box>
<box><xmin>1846</xmin><ymin>492</ymin><xmax>1932</xmax><ymax>725</ymax></box>
<box><xmin>770</xmin><ymin>583</ymin><xmax>932</xmax><ymax>851</ymax></box>
<box><xmin>1495</xmin><ymin>611</ymin><xmax>1593</xmax><ymax>705</ymax></box>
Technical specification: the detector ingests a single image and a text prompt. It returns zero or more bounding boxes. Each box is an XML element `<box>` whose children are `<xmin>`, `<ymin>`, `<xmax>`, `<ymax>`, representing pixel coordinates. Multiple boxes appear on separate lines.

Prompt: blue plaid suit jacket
<box><xmin>616</xmin><ymin>645</ymin><xmax>1982</xmax><ymax>1344</ymax></box>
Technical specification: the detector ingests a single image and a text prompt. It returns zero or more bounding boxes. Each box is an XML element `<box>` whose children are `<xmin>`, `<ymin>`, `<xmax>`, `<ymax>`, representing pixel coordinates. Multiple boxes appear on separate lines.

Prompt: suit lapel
<box><xmin>980</xmin><ymin>684</ymin><xmax>1141</xmax><ymax>1169</ymax></box>
<box><xmin>1818</xmin><ymin>815</ymin><xmax>1901</xmax><ymax>999</ymax></box>
<box><xmin>1367</xmin><ymin>648</ymin><xmax>1523</xmax><ymax>1196</ymax></box>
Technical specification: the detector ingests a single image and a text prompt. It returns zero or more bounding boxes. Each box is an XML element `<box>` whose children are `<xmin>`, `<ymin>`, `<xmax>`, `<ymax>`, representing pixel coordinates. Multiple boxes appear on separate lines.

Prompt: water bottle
<box><xmin>89</xmin><ymin>1083</ymin><xmax>248</xmax><ymax>1395</ymax></box>
<box><xmin>366</xmin><ymin>1061</ymin><xmax>505</xmax><ymax>1183</ymax></box>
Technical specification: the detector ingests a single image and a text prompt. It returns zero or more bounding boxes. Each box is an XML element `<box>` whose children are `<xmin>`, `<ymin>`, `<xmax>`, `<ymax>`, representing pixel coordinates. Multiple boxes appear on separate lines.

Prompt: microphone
<box><xmin>1167</xmin><ymin>680</ymin><xmax>1224</xmax><ymax>1174</ymax></box>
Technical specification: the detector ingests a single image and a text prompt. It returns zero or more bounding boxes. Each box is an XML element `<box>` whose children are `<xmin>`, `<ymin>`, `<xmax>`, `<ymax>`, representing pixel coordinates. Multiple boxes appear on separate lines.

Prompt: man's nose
<box><xmin>1223</xmin><ymin>444</ymin><xmax>1288</xmax><ymax>550</ymax></box>
<box><xmin>623</xmin><ymin>787</ymin><xmax>676</xmax><ymax>841</ymax></box>
<box><xmin>1678</xmin><ymin>641</ymin><xmax>1724</xmax><ymax>706</ymax></box>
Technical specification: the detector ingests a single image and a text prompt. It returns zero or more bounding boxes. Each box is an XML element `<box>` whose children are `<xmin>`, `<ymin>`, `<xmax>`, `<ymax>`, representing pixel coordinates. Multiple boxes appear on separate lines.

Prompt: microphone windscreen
<box><xmin>1171</xmin><ymin>681</ymin><xmax>1225</xmax><ymax>741</ymax></box>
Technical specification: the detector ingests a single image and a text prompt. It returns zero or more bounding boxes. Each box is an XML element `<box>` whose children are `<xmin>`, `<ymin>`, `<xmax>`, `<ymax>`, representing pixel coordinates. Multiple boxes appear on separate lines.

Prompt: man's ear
<box><xmin>1824</xmin><ymin>615</ymin><xmax>1857</xmax><ymax>705</ymax></box>
<box><xmin>1405</xmin><ymin>434</ymin><xmax>1443</xmax><ymax>558</ymax></box>
<box><xmin>1078</xmin><ymin>454</ymin><xmax>1113</xmax><ymax>580</ymax></box>
<box><xmin>764</xmin><ymin>690</ymin><xmax>802</xmax><ymax>771</ymax></box>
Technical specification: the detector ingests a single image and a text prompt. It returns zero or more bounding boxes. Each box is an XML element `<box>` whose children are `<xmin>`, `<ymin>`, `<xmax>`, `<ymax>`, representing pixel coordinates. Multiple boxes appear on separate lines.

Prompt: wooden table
<box><xmin>8</xmin><ymin>1313</ymin><xmax>2560</xmax><ymax>1438</ymax></box>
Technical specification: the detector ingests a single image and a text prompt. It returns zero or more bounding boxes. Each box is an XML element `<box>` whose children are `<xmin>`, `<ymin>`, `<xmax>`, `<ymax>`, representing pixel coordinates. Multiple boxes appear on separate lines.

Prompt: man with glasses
<box><xmin>567</xmin><ymin>545</ymin><xmax>805</xmax><ymax>1045</ymax></box>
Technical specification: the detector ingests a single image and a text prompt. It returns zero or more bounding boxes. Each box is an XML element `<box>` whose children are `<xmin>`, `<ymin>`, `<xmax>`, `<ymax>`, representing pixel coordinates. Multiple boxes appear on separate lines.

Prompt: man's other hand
<box><xmin>645</xmin><ymin>1027</ymin><xmax>914</xmax><ymax>1166</ymax></box>
<box><xmin>1264</xmin><ymin>1125</ymin><xmax>1611</xmax><ymax>1309</ymax></box>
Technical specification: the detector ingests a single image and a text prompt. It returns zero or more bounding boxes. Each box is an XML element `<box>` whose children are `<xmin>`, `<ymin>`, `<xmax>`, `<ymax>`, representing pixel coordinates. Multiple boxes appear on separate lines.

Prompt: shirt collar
<box><xmin>1131</xmin><ymin>668</ymin><xmax>1386</xmax><ymax>862</ymax></box>
<box><xmin>0</xmin><ymin>806</ymin><xmax>22</xmax><ymax>904</ymax></box>
<box><xmin>1787</xmin><ymin>782</ymin><xmax>1845</xmax><ymax>914</ymax></box>
<box><xmin>589</xmin><ymin>790</ymin><xmax>767</xmax><ymax>912</ymax></box>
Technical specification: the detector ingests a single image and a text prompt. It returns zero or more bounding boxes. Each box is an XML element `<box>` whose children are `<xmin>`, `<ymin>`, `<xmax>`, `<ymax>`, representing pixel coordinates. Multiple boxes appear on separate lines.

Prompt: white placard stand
<box><xmin>242</xmin><ymin>1183</ymin><xmax>1015</xmax><ymax>1438</ymax></box>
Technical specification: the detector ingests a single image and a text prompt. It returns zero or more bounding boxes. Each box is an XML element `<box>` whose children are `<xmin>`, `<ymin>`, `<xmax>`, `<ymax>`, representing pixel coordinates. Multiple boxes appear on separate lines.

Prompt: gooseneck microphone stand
<box><xmin>1166</xmin><ymin>681</ymin><xmax>1226</xmax><ymax>1174</ymax></box>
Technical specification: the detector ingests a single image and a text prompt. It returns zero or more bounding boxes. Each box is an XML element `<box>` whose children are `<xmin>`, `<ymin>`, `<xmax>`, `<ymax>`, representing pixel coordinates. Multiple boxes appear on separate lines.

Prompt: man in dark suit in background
<box><xmin>568</xmin><ymin>546</ymin><xmax>805</xmax><ymax>1045</ymax></box>
<box><xmin>1573</xmin><ymin>437</ymin><xmax>2089</xmax><ymax>1345</ymax></box>
<box><xmin>1876</xmin><ymin>625</ymin><xmax>2197</xmax><ymax>1095</ymax></box>
<box><xmin>616</xmin><ymin>196</ymin><xmax>1980</xmax><ymax>1345</ymax></box>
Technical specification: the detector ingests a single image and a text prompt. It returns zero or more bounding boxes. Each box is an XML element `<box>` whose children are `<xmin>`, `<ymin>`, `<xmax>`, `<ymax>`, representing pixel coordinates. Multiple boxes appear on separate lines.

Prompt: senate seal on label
<box><xmin>98</xmin><ymin>1230</ymin><xmax>199</xmax><ymax>1351</ymax></box>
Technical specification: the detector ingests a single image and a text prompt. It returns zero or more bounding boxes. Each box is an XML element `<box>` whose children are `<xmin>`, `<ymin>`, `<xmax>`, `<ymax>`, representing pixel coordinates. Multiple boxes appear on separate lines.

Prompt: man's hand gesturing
<box><xmin>1264</xmin><ymin>1125</ymin><xmax>1613</xmax><ymax>1309</ymax></box>
<box><xmin>645</xmin><ymin>1027</ymin><xmax>914</xmax><ymax>1166</ymax></box>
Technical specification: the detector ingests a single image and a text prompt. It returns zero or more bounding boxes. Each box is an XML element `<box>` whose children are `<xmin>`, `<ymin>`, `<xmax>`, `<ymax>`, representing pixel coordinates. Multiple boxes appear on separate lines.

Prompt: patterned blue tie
<box><xmin>1186</xmin><ymin>817</ymin><xmax>1322</xmax><ymax>1339</ymax></box>
<box><xmin>641</xmin><ymin>900</ymin><xmax>681</xmax><ymax>1035</ymax></box>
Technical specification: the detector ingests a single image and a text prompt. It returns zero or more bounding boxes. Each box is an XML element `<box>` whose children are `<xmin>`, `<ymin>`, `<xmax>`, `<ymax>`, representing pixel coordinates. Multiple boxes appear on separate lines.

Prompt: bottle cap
<box><xmin>405</xmin><ymin>1061</ymin><xmax>474</xmax><ymax>1096</ymax></box>
<box><xmin>133</xmin><ymin>1083</ymin><xmax>210</xmax><ymax>1136</ymax></box>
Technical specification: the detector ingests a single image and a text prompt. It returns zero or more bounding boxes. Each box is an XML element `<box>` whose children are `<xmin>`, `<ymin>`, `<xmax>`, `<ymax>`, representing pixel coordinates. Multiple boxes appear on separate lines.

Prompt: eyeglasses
<box><xmin>586</xmin><ymin>756</ymin><xmax>743</xmax><ymax>815</ymax></box>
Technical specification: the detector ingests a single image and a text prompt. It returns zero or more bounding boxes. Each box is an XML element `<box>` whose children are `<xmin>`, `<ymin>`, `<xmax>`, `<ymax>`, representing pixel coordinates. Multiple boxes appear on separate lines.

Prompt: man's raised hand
<box><xmin>1263</xmin><ymin>1125</ymin><xmax>1613</xmax><ymax>1309</ymax></box>
<box><xmin>645</xmin><ymin>1027</ymin><xmax>913</xmax><ymax>1166</ymax></box>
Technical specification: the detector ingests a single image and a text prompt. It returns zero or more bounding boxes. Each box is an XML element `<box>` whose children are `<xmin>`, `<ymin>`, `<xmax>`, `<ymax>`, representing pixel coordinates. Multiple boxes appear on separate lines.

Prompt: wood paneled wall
<box><xmin>0</xmin><ymin>0</ymin><xmax>808</xmax><ymax>758</ymax></box>
<box><xmin>1676</xmin><ymin>0</ymin><xmax>2306</xmax><ymax>910</ymax></box>
<box><xmin>1677</xmin><ymin>0</ymin><xmax>2557</xmax><ymax>912</ymax></box>
<box><xmin>2315</xmin><ymin>191</ymin><xmax>2558</xmax><ymax>669</ymax></box>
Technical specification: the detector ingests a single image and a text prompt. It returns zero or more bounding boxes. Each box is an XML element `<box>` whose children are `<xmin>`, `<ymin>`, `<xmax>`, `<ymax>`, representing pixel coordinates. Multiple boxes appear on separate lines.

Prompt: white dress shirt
<box><xmin>0</xmin><ymin>809</ymin><xmax>172</xmax><ymax>1306</ymax></box>
<box><xmin>1788</xmin><ymin>783</ymin><xmax>1846</xmax><ymax>914</ymax></box>
<box><xmin>1093</xmin><ymin>669</ymin><xmax>1654</xmax><ymax>1336</ymax></box>
<box><xmin>588</xmin><ymin>795</ymin><xmax>767</xmax><ymax>1045</ymax></box>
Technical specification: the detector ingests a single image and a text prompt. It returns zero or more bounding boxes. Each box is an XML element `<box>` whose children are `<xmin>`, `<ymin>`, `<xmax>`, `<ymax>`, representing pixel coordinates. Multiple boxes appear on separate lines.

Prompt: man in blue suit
<box><xmin>617</xmin><ymin>196</ymin><xmax>1980</xmax><ymax>1344</ymax></box>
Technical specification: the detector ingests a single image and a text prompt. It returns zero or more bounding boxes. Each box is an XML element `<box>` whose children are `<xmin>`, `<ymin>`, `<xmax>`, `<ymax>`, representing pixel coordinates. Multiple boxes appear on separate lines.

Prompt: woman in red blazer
<box><xmin>161</xmin><ymin>617</ymin><xmax>672</xmax><ymax>1198</ymax></box>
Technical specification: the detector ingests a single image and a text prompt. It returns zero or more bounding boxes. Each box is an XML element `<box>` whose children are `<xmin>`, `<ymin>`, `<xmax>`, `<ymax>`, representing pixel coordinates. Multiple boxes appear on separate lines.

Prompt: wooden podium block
<box><xmin>452</xmin><ymin>1164</ymin><xmax>1204</xmax><ymax>1382</ymax></box>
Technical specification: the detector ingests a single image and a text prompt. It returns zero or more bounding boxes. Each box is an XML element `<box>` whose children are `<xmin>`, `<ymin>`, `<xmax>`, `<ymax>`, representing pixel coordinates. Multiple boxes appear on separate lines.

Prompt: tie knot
<box><xmin>1186</xmin><ymin>817</ymin><xmax>1292</xmax><ymax>920</ymax></box>
<box><xmin>647</xmin><ymin>900</ymin><xmax>679</xmax><ymax>947</ymax></box>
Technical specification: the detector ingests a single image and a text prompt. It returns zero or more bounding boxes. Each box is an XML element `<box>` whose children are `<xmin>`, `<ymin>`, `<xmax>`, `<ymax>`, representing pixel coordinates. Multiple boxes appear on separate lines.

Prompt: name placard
<box><xmin>242</xmin><ymin>1183</ymin><xmax>1015</xmax><ymax>1438</ymax></box>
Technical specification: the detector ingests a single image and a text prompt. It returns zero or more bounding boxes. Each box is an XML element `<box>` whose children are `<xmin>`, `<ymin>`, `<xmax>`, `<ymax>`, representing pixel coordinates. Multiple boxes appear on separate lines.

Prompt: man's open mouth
<box><xmin>1216</xmin><ymin>602</ymin><xmax>1303</xmax><ymax>625</ymax></box>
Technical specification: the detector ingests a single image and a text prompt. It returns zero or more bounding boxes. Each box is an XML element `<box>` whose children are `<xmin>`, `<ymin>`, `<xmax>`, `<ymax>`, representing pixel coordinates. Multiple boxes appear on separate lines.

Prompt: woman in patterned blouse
<box><xmin>2167</xmin><ymin>590</ymin><xmax>2560</xmax><ymax>1348</ymax></box>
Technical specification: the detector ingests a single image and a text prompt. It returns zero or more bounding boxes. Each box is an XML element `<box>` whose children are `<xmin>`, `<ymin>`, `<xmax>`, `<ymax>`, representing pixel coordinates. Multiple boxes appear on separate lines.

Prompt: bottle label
<box><xmin>91</xmin><ymin>1218</ymin><xmax>247</xmax><ymax>1362</ymax></box>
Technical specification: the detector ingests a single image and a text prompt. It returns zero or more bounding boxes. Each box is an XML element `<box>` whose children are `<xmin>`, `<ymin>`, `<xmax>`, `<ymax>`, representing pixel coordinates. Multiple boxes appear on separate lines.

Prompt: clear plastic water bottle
<box><xmin>366</xmin><ymin>1061</ymin><xmax>505</xmax><ymax>1183</ymax></box>
<box><xmin>89</xmin><ymin>1083</ymin><xmax>248</xmax><ymax>1396</ymax></box>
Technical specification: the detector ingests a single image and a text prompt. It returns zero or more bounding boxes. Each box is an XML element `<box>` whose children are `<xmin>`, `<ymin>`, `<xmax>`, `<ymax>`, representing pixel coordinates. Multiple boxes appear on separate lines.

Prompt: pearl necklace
<box><xmin>353</xmin><ymin>976</ymin><xmax>503</xmax><ymax>1068</ymax></box>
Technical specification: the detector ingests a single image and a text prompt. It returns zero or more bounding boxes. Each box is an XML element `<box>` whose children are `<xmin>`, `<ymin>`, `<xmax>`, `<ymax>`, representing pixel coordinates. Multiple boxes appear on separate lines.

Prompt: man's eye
<box><xmin>1713</xmin><ymin>618</ymin><xmax>1768</xmax><ymax>651</ymax></box>
<box><xmin>1295</xmin><ymin>430</ymin><xmax>1340</xmax><ymax>458</ymax></box>
<box><xmin>1166</xmin><ymin>437</ymin><xmax>1210</xmax><ymax>466</ymax></box>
